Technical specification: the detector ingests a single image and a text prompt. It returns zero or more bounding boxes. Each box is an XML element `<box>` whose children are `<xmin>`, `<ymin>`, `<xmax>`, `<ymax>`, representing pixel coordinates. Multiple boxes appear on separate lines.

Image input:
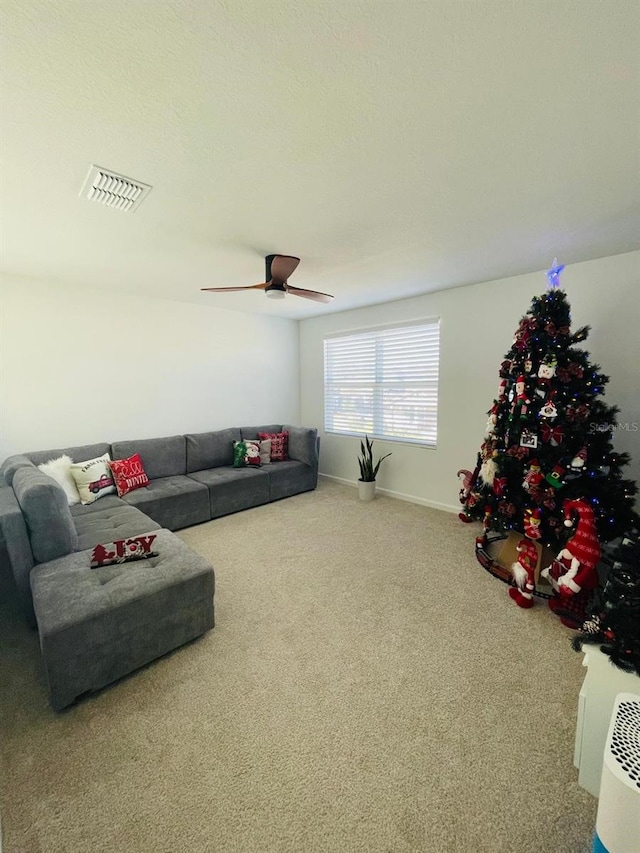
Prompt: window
<box><xmin>324</xmin><ymin>320</ymin><xmax>440</xmax><ymax>446</ymax></box>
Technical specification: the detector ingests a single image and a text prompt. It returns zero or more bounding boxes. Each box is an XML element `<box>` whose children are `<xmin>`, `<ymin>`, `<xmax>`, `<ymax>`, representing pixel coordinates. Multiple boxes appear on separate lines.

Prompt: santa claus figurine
<box><xmin>509</xmin><ymin>538</ymin><xmax>539</xmax><ymax>608</ymax></box>
<box><xmin>540</xmin><ymin>498</ymin><xmax>601</xmax><ymax>628</ymax></box>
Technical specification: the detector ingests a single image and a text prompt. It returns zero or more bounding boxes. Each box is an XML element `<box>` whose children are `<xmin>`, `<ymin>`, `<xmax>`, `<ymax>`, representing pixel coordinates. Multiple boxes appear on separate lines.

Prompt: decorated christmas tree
<box><xmin>458</xmin><ymin>260</ymin><xmax>638</xmax><ymax>619</ymax></box>
<box><xmin>572</xmin><ymin>528</ymin><xmax>640</xmax><ymax>676</ymax></box>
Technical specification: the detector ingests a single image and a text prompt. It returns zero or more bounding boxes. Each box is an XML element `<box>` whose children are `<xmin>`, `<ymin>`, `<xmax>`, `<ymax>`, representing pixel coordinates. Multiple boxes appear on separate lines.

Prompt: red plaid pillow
<box><xmin>257</xmin><ymin>430</ymin><xmax>289</xmax><ymax>461</ymax></box>
<box><xmin>109</xmin><ymin>453</ymin><xmax>150</xmax><ymax>497</ymax></box>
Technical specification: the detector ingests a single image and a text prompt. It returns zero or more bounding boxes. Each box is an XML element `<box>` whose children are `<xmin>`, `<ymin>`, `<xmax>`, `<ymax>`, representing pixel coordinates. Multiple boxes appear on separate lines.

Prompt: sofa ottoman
<box><xmin>30</xmin><ymin>529</ymin><xmax>215</xmax><ymax>710</ymax></box>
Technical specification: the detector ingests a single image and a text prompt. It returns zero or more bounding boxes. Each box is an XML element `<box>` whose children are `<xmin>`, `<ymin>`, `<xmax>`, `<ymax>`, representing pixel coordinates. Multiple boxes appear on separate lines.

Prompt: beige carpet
<box><xmin>0</xmin><ymin>479</ymin><xmax>597</xmax><ymax>853</ymax></box>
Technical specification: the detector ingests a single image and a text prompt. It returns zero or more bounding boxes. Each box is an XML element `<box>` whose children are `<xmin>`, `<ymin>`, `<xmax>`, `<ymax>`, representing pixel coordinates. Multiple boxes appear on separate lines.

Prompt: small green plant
<box><xmin>357</xmin><ymin>435</ymin><xmax>392</xmax><ymax>482</ymax></box>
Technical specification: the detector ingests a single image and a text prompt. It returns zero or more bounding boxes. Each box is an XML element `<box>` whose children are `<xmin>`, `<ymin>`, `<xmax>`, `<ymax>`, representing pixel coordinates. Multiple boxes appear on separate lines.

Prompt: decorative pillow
<box><xmin>259</xmin><ymin>439</ymin><xmax>271</xmax><ymax>466</ymax></box>
<box><xmin>233</xmin><ymin>440</ymin><xmax>261</xmax><ymax>467</ymax></box>
<box><xmin>70</xmin><ymin>453</ymin><xmax>116</xmax><ymax>504</ymax></box>
<box><xmin>109</xmin><ymin>453</ymin><xmax>150</xmax><ymax>497</ymax></box>
<box><xmin>257</xmin><ymin>431</ymin><xmax>289</xmax><ymax>461</ymax></box>
<box><xmin>90</xmin><ymin>534</ymin><xmax>158</xmax><ymax>568</ymax></box>
<box><xmin>37</xmin><ymin>454</ymin><xmax>81</xmax><ymax>506</ymax></box>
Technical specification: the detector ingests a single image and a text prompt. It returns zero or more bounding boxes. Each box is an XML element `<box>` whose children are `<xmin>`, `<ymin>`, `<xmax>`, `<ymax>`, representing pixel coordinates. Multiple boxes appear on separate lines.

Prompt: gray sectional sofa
<box><xmin>0</xmin><ymin>424</ymin><xmax>318</xmax><ymax>709</ymax></box>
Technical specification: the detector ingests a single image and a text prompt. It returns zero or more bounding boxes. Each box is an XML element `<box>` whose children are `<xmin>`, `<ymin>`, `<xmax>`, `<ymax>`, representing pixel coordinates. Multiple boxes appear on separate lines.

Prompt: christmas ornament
<box><xmin>524</xmin><ymin>356</ymin><xmax>533</xmax><ymax>374</ymax></box>
<box><xmin>523</xmin><ymin>507</ymin><xmax>542</xmax><ymax>540</ymax></box>
<box><xmin>508</xmin><ymin>538</ymin><xmax>539</xmax><ymax>608</ymax></box>
<box><xmin>523</xmin><ymin>459</ymin><xmax>543</xmax><ymax>492</ymax></box>
<box><xmin>545</xmin><ymin>463</ymin><xmax>566</xmax><ymax>489</ymax></box>
<box><xmin>570</xmin><ymin>446</ymin><xmax>587</xmax><ymax>470</ymax></box>
<box><xmin>539</xmin><ymin>393</ymin><xmax>558</xmax><ymax>420</ymax></box>
<box><xmin>457</xmin><ymin>467</ymin><xmax>479</xmax><ymax>506</ymax></box>
<box><xmin>535</xmin><ymin>356</ymin><xmax>557</xmax><ymax>399</ymax></box>
<box><xmin>510</xmin><ymin>375</ymin><xmax>530</xmax><ymax>419</ymax></box>
<box><xmin>540</xmin><ymin>498</ymin><xmax>601</xmax><ymax>628</ymax></box>
<box><xmin>519</xmin><ymin>429</ymin><xmax>538</xmax><ymax>449</ymax></box>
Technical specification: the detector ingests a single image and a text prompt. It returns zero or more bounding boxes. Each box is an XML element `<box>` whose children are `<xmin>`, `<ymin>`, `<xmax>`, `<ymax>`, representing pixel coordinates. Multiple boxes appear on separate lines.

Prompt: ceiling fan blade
<box><xmin>201</xmin><ymin>283</ymin><xmax>267</xmax><ymax>292</ymax></box>
<box><xmin>270</xmin><ymin>255</ymin><xmax>300</xmax><ymax>283</ymax></box>
<box><xmin>285</xmin><ymin>285</ymin><xmax>334</xmax><ymax>303</ymax></box>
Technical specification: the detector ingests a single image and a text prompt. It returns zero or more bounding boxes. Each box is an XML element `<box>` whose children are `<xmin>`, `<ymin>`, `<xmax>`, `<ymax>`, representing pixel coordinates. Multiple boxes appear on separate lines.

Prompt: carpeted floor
<box><xmin>0</xmin><ymin>479</ymin><xmax>597</xmax><ymax>853</ymax></box>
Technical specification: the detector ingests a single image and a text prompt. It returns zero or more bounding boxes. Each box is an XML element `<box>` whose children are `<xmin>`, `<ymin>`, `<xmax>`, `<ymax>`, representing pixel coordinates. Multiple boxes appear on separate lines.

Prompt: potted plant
<box><xmin>357</xmin><ymin>435</ymin><xmax>391</xmax><ymax>501</ymax></box>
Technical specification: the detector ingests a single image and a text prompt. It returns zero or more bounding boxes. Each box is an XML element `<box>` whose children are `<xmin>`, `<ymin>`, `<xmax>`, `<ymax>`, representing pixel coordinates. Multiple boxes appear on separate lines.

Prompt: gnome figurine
<box><xmin>541</xmin><ymin>498</ymin><xmax>601</xmax><ymax>628</ymax></box>
<box><xmin>509</xmin><ymin>538</ymin><xmax>539</xmax><ymax>608</ymax></box>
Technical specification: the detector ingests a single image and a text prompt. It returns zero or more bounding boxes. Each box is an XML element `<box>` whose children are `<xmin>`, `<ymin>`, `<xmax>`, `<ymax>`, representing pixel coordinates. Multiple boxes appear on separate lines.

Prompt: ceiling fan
<box><xmin>201</xmin><ymin>254</ymin><xmax>334</xmax><ymax>303</ymax></box>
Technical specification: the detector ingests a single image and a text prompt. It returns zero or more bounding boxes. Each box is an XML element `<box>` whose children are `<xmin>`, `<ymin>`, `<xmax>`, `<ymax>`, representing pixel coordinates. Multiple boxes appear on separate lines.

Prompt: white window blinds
<box><xmin>324</xmin><ymin>320</ymin><xmax>440</xmax><ymax>446</ymax></box>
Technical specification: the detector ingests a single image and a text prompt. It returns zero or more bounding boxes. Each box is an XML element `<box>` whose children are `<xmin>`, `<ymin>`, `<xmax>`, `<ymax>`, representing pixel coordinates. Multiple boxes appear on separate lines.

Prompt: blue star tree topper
<box><xmin>546</xmin><ymin>258</ymin><xmax>565</xmax><ymax>290</ymax></box>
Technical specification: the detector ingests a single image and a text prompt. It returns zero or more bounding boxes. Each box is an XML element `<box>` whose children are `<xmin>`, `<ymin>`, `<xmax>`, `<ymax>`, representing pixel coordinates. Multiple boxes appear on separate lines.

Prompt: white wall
<box><xmin>0</xmin><ymin>276</ymin><xmax>300</xmax><ymax>460</ymax></box>
<box><xmin>300</xmin><ymin>252</ymin><xmax>640</xmax><ymax>511</ymax></box>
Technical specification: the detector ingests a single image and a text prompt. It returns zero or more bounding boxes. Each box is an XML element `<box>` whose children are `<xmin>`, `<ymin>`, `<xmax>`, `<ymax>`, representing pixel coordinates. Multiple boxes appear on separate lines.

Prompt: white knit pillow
<box><xmin>37</xmin><ymin>454</ymin><xmax>81</xmax><ymax>506</ymax></box>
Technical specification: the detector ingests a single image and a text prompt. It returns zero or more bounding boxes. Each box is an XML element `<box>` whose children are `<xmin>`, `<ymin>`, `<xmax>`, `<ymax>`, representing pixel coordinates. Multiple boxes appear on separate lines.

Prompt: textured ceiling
<box><xmin>1</xmin><ymin>0</ymin><xmax>639</xmax><ymax>319</ymax></box>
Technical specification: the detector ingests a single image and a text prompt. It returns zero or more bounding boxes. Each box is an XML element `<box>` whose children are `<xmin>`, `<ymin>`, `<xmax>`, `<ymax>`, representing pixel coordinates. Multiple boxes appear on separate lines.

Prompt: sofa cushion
<box><xmin>26</xmin><ymin>443</ymin><xmax>112</xmax><ymax>469</ymax></box>
<box><xmin>185</xmin><ymin>429</ymin><xmax>241</xmax><ymax>473</ymax></box>
<box><xmin>13</xmin><ymin>467</ymin><xmax>78</xmax><ymax>563</ymax></box>
<box><xmin>30</xmin><ymin>528</ymin><xmax>214</xmax><ymax>710</ymax></box>
<box><xmin>188</xmin><ymin>467</ymin><xmax>270</xmax><ymax>518</ymax></box>
<box><xmin>239</xmin><ymin>425</ymin><xmax>282</xmax><ymax>441</ymax></box>
<box><xmin>121</xmin><ymin>475</ymin><xmax>210</xmax><ymax>531</ymax></box>
<box><xmin>72</xmin><ymin>498</ymin><xmax>162</xmax><ymax>552</ymax></box>
<box><xmin>267</xmin><ymin>460</ymin><xmax>317</xmax><ymax>501</ymax></box>
<box><xmin>111</xmin><ymin>436</ymin><xmax>186</xmax><ymax>480</ymax></box>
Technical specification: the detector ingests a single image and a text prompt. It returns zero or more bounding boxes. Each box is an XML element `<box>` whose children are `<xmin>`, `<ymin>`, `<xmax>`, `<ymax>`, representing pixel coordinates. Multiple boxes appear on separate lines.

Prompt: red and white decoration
<box><xmin>109</xmin><ymin>453</ymin><xmax>150</xmax><ymax>497</ymax></box>
<box><xmin>257</xmin><ymin>430</ymin><xmax>289</xmax><ymax>461</ymax></box>
<box><xmin>90</xmin><ymin>534</ymin><xmax>157</xmax><ymax>568</ymax></box>
<box><xmin>69</xmin><ymin>453</ymin><xmax>116</xmax><ymax>504</ymax></box>
<box><xmin>509</xmin><ymin>538</ymin><xmax>539</xmax><ymax>608</ymax></box>
<box><xmin>541</xmin><ymin>498</ymin><xmax>601</xmax><ymax>628</ymax></box>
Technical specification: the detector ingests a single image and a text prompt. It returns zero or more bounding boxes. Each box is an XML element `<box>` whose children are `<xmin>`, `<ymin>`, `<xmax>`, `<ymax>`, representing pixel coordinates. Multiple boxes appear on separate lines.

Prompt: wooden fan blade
<box><xmin>285</xmin><ymin>285</ymin><xmax>334</xmax><ymax>303</ymax></box>
<box><xmin>201</xmin><ymin>283</ymin><xmax>267</xmax><ymax>292</ymax></box>
<box><xmin>270</xmin><ymin>255</ymin><xmax>300</xmax><ymax>283</ymax></box>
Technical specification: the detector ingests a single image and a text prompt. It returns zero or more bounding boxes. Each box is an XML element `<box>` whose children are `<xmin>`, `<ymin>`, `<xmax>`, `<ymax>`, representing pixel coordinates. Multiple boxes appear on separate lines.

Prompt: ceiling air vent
<box><xmin>79</xmin><ymin>164</ymin><xmax>152</xmax><ymax>212</ymax></box>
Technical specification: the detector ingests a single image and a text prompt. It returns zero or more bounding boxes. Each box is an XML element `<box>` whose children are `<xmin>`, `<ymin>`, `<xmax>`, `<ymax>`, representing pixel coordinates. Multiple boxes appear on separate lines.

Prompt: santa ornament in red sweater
<box><xmin>508</xmin><ymin>538</ymin><xmax>539</xmax><ymax>608</ymax></box>
<box><xmin>540</xmin><ymin>498</ymin><xmax>601</xmax><ymax>628</ymax></box>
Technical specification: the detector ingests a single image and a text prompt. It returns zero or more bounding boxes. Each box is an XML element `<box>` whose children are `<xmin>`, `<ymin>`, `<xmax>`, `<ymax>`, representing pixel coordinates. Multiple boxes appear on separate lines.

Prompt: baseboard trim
<box><xmin>318</xmin><ymin>473</ymin><xmax>459</xmax><ymax>514</ymax></box>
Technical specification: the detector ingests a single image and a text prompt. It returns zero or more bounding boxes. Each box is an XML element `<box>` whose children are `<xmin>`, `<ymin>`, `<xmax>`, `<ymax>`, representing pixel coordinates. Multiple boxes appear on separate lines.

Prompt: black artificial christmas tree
<box><xmin>572</xmin><ymin>528</ymin><xmax>640</xmax><ymax>676</ymax></box>
<box><xmin>458</xmin><ymin>260</ymin><xmax>638</xmax><ymax>598</ymax></box>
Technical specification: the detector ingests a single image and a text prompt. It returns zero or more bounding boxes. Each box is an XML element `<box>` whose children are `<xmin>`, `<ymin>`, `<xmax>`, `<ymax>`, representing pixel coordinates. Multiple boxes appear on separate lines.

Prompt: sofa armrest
<box><xmin>283</xmin><ymin>426</ymin><xmax>319</xmax><ymax>469</ymax></box>
<box><xmin>0</xmin><ymin>486</ymin><xmax>36</xmax><ymax>625</ymax></box>
<box><xmin>1</xmin><ymin>454</ymin><xmax>35</xmax><ymax>487</ymax></box>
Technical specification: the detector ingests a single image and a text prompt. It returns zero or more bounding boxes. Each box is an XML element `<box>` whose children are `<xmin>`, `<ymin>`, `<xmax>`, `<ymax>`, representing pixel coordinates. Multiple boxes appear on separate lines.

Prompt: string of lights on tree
<box><xmin>458</xmin><ymin>260</ymin><xmax>638</xmax><ymax>551</ymax></box>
